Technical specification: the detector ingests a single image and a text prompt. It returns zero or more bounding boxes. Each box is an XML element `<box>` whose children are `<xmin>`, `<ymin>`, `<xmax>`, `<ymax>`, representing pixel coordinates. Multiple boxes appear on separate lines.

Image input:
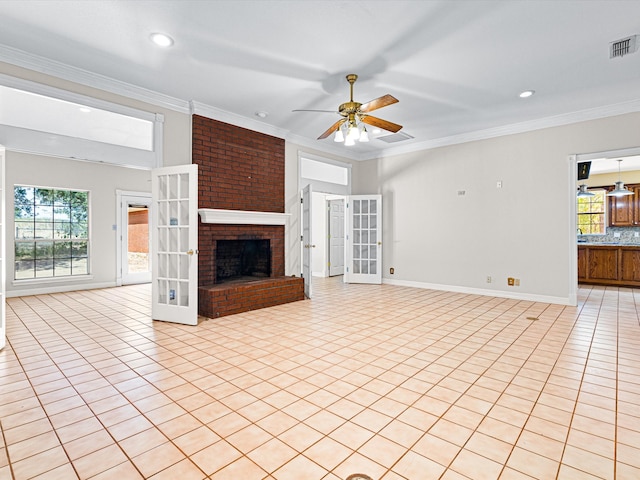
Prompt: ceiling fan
<box><xmin>293</xmin><ymin>74</ymin><xmax>402</xmax><ymax>144</ymax></box>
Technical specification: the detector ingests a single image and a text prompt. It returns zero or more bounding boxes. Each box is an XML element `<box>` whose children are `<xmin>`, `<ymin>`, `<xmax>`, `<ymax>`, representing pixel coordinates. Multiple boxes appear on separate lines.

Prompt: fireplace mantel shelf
<box><xmin>198</xmin><ymin>208</ymin><xmax>290</xmax><ymax>225</ymax></box>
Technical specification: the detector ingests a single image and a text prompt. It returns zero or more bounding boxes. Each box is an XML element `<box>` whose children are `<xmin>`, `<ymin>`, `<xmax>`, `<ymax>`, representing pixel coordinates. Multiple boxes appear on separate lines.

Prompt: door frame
<box><xmin>571</xmin><ymin>145</ymin><xmax>640</xmax><ymax>306</ymax></box>
<box><xmin>116</xmin><ymin>190</ymin><xmax>152</xmax><ymax>286</ymax></box>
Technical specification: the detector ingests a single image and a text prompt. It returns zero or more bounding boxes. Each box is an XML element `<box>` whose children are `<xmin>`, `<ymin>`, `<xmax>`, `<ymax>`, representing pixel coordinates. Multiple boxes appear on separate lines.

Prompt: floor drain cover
<box><xmin>346</xmin><ymin>475</ymin><xmax>373</xmax><ymax>480</ymax></box>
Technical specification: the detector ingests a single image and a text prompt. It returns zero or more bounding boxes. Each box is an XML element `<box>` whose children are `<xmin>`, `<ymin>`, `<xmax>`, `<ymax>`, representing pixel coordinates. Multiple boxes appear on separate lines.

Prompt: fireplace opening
<box><xmin>216</xmin><ymin>239</ymin><xmax>271</xmax><ymax>284</ymax></box>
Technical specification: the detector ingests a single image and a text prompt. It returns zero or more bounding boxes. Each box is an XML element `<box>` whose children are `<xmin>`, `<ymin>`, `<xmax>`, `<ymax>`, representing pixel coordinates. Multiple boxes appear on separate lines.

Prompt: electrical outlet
<box><xmin>635</xmin><ymin>232</ymin><xmax>639</xmax><ymax>238</ymax></box>
<box><xmin>614</xmin><ymin>232</ymin><xmax>621</xmax><ymax>238</ymax></box>
<box><xmin>508</xmin><ymin>277</ymin><xmax>515</xmax><ymax>286</ymax></box>
<box><xmin>390</xmin><ymin>267</ymin><xmax>395</xmax><ymax>274</ymax></box>
<box><xmin>515</xmin><ymin>278</ymin><xmax>520</xmax><ymax>286</ymax></box>
<box><xmin>486</xmin><ymin>276</ymin><xmax>492</xmax><ymax>283</ymax></box>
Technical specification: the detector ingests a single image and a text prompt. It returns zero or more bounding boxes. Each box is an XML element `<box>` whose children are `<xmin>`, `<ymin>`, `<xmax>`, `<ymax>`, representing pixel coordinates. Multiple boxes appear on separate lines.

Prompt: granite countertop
<box><xmin>578</xmin><ymin>242</ymin><xmax>640</xmax><ymax>246</ymax></box>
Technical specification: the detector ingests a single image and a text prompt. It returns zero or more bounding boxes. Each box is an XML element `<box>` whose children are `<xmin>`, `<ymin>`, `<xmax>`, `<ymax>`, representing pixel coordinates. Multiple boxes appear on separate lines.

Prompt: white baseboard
<box><xmin>383</xmin><ymin>278</ymin><xmax>574</xmax><ymax>306</ymax></box>
<box><xmin>8</xmin><ymin>281</ymin><xmax>117</xmax><ymax>298</ymax></box>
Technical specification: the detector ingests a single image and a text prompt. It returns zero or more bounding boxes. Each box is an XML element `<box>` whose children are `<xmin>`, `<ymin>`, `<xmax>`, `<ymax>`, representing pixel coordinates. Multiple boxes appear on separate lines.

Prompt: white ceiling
<box><xmin>1</xmin><ymin>0</ymin><xmax>640</xmax><ymax>160</ymax></box>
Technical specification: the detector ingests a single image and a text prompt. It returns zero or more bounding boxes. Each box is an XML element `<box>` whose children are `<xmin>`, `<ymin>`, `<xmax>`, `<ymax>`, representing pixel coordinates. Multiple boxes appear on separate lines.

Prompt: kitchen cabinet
<box><xmin>620</xmin><ymin>249</ymin><xmax>640</xmax><ymax>282</ymax></box>
<box><xmin>587</xmin><ymin>247</ymin><xmax>618</xmax><ymax>281</ymax></box>
<box><xmin>578</xmin><ymin>244</ymin><xmax>640</xmax><ymax>287</ymax></box>
<box><xmin>608</xmin><ymin>184</ymin><xmax>640</xmax><ymax>226</ymax></box>
<box><xmin>577</xmin><ymin>247</ymin><xmax>587</xmax><ymax>281</ymax></box>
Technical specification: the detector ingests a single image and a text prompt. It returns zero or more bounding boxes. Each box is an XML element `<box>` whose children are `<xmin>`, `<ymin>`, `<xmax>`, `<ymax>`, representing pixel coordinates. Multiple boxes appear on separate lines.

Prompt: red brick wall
<box><xmin>127</xmin><ymin>210</ymin><xmax>148</xmax><ymax>253</ymax></box>
<box><xmin>192</xmin><ymin>114</ymin><xmax>288</xmax><ymax>284</ymax></box>
<box><xmin>192</xmin><ymin>115</ymin><xmax>285</xmax><ymax>213</ymax></box>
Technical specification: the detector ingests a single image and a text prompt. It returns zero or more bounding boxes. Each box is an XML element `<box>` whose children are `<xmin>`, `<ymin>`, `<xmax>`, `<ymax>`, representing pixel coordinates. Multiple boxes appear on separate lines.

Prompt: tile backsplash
<box><xmin>578</xmin><ymin>226</ymin><xmax>640</xmax><ymax>244</ymax></box>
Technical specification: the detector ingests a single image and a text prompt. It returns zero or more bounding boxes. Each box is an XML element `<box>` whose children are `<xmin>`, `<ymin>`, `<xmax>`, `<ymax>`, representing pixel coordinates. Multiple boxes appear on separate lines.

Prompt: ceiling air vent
<box><xmin>377</xmin><ymin>132</ymin><xmax>414</xmax><ymax>143</ymax></box>
<box><xmin>610</xmin><ymin>35</ymin><xmax>639</xmax><ymax>58</ymax></box>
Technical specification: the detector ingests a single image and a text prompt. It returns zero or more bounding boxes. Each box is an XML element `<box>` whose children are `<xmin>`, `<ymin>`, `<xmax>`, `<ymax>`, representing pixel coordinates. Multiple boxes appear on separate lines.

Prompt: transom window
<box><xmin>14</xmin><ymin>186</ymin><xmax>89</xmax><ymax>279</ymax></box>
<box><xmin>577</xmin><ymin>188</ymin><xmax>606</xmax><ymax>235</ymax></box>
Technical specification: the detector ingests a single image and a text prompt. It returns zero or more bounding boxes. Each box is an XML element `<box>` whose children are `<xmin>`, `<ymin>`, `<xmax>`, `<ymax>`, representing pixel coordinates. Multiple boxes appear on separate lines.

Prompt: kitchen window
<box><xmin>577</xmin><ymin>188</ymin><xmax>606</xmax><ymax>235</ymax></box>
<box><xmin>14</xmin><ymin>186</ymin><xmax>89</xmax><ymax>279</ymax></box>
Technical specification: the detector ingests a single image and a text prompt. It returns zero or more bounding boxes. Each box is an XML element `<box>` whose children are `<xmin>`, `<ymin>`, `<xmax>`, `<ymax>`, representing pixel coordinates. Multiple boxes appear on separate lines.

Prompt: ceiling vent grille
<box><xmin>377</xmin><ymin>132</ymin><xmax>414</xmax><ymax>143</ymax></box>
<box><xmin>610</xmin><ymin>35</ymin><xmax>639</xmax><ymax>58</ymax></box>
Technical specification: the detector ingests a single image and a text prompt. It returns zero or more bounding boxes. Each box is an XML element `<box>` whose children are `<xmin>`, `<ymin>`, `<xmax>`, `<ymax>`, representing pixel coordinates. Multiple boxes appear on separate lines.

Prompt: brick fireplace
<box><xmin>193</xmin><ymin>115</ymin><xmax>304</xmax><ymax>318</ymax></box>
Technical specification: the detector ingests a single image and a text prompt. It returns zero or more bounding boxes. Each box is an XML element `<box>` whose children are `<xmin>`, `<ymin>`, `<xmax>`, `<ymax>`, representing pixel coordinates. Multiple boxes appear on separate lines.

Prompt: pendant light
<box><xmin>606</xmin><ymin>159</ymin><xmax>633</xmax><ymax>197</ymax></box>
<box><xmin>577</xmin><ymin>184</ymin><xmax>595</xmax><ymax>197</ymax></box>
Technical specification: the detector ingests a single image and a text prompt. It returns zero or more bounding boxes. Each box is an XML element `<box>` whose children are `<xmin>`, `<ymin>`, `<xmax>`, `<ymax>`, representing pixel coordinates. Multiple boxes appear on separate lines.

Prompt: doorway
<box><xmin>117</xmin><ymin>191</ymin><xmax>152</xmax><ymax>285</ymax></box>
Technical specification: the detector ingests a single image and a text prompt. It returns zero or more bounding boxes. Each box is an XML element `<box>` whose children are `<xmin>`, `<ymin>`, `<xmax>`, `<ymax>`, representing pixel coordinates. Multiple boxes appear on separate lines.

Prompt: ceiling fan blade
<box><xmin>318</xmin><ymin>119</ymin><xmax>346</xmax><ymax>139</ymax></box>
<box><xmin>292</xmin><ymin>109</ymin><xmax>339</xmax><ymax>113</ymax></box>
<box><xmin>361</xmin><ymin>115</ymin><xmax>403</xmax><ymax>133</ymax></box>
<box><xmin>360</xmin><ymin>94</ymin><xmax>399</xmax><ymax>113</ymax></box>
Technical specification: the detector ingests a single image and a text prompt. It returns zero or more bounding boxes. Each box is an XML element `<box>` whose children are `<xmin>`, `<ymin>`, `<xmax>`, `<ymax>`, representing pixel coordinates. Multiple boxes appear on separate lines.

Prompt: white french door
<box><xmin>302</xmin><ymin>184</ymin><xmax>313</xmax><ymax>298</ymax></box>
<box><xmin>329</xmin><ymin>198</ymin><xmax>345</xmax><ymax>276</ymax></box>
<box><xmin>345</xmin><ymin>195</ymin><xmax>382</xmax><ymax>284</ymax></box>
<box><xmin>151</xmin><ymin>164</ymin><xmax>198</xmax><ymax>325</ymax></box>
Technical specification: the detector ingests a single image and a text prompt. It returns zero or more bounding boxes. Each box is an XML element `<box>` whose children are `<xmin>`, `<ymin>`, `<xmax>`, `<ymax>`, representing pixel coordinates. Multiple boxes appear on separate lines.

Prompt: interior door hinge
<box><xmin>301</xmin><ymin>198</ymin><xmax>304</xmax><ymax>204</ymax></box>
<box><xmin>300</xmin><ymin>235</ymin><xmax>303</xmax><ymax>241</ymax></box>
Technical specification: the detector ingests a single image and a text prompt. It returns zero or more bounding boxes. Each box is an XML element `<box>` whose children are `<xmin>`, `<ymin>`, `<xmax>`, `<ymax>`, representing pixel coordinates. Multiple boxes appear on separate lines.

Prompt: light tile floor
<box><xmin>1</xmin><ymin>278</ymin><xmax>639</xmax><ymax>479</ymax></box>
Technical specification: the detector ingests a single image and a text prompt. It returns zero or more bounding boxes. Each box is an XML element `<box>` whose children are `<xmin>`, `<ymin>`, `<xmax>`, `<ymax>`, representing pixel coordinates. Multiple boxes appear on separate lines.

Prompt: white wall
<box><xmin>353</xmin><ymin>112</ymin><xmax>640</xmax><ymax>304</ymax></box>
<box><xmin>283</xmin><ymin>143</ymin><xmax>355</xmax><ymax>276</ymax></box>
<box><xmin>6</xmin><ymin>152</ymin><xmax>151</xmax><ymax>295</ymax></box>
<box><xmin>0</xmin><ymin>62</ymin><xmax>191</xmax><ymax>295</ymax></box>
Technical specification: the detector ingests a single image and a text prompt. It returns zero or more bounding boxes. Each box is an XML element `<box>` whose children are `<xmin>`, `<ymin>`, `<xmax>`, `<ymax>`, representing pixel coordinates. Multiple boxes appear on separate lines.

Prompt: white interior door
<box><xmin>345</xmin><ymin>195</ymin><xmax>382</xmax><ymax>284</ymax></box>
<box><xmin>0</xmin><ymin>146</ymin><xmax>5</xmax><ymax>350</ymax></box>
<box><xmin>120</xmin><ymin>194</ymin><xmax>152</xmax><ymax>285</ymax></box>
<box><xmin>302</xmin><ymin>184</ymin><xmax>313</xmax><ymax>298</ymax></box>
<box><xmin>152</xmin><ymin>164</ymin><xmax>198</xmax><ymax>325</ymax></box>
<box><xmin>329</xmin><ymin>198</ymin><xmax>344</xmax><ymax>276</ymax></box>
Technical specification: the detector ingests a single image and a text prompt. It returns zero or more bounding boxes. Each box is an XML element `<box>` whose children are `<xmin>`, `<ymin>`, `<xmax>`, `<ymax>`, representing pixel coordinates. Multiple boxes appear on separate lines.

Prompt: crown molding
<box><xmin>361</xmin><ymin>98</ymin><xmax>640</xmax><ymax>161</ymax></box>
<box><xmin>0</xmin><ymin>44</ymin><xmax>191</xmax><ymax>113</ymax></box>
<box><xmin>189</xmin><ymin>101</ymin><xmax>289</xmax><ymax>139</ymax></box>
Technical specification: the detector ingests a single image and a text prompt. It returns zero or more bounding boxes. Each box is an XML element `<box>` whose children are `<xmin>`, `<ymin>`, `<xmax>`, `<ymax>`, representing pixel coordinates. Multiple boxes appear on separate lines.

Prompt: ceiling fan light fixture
<box><xmin>519</xmin><ymin>90</ymin><xmax>535</xmax><ymax>98</ymax></box>
<box><xmin>359</xmin><ymin>126</ymin><xmax>369</xmax><ymax>142</ymax></box>
<box><xmin>334</xmin><ymin>129</ymin><xmax>344</xmax><ymax>142</ymax></box>
<box><xmin>347</xmin><ymin>125</ymin><xmax>360</xmax><ymax>142</ymax></box>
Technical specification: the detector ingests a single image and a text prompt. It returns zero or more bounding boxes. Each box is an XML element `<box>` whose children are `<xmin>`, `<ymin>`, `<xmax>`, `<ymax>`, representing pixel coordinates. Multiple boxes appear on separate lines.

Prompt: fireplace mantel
<box><xmin>198</xmin><ymin>208</ymin><xmax>290</xmax><ymax>225</ymax></box>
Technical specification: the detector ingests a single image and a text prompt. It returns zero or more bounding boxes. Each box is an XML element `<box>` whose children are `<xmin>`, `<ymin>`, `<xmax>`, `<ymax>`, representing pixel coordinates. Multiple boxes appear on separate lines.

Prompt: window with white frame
<box><xmin>14</xmin><ymin>186</ymin><xmax>89</xmax><ymax>279</ymax></box>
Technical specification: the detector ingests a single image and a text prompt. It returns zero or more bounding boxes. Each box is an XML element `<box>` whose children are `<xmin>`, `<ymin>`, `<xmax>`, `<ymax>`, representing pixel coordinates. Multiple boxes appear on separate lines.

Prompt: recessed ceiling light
<box><xmin>519</xmin><ymin>90</ymin><xmax>535</xmax><ymax>98</ymax></box>
<box><xmin>150</xmin><ymin>33</ymin><xmax>174</xmax><ymax>47</ymax></box>
<box><xmin>255</xmin><ymin>111</ymin><xmax>268</xmax><ymax>118</ymax></box>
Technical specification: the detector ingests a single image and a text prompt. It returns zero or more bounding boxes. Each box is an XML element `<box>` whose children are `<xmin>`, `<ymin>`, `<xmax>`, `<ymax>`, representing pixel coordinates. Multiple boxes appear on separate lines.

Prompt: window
<box><xmin>14</xmin><ymin>186</ymin><xmax>89</xmax><ymax>279</ymax></box>
<box><xmin>577</xmin><ymin>189</ymin><xmax>606</xmax><ymax>234</ymax></box>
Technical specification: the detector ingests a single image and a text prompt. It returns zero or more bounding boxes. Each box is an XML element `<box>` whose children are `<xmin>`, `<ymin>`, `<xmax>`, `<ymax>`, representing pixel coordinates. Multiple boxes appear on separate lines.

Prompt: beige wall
<box><xmin>355</xmin><ymin>112</ymin><xmax>640</xmax><ymax>304</ymax></box>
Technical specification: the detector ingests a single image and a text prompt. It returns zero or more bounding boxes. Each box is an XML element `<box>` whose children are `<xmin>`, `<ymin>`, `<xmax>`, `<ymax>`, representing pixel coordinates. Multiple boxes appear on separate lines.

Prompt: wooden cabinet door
<box><xmin>620</xmin><ymin>248</ymin><xmax>640</xmax><ymax>282</ymax></box>
<box><xmin>577</xmin><ymin>247</ymin><xmax>587</xmax><ymax>281</ymax></box>
<box><xmin>609</xmin><ymin>193</ymin><xmax>635</xmax><ymax>226</ymax></box>
<box><xmin>588</xmin><ymin>247</ymin><xmax>618</xmax><ymax>281</ymax></box>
